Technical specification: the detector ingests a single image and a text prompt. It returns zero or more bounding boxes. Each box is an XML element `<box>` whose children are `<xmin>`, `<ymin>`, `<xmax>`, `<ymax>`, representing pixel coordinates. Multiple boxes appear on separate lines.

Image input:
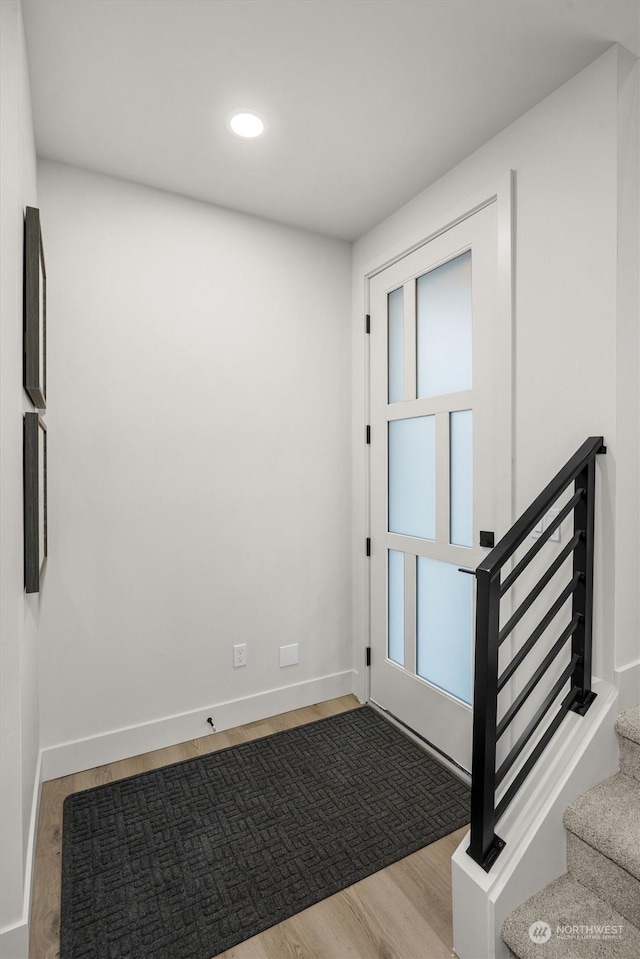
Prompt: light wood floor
<box><xmin>29</xmin><ymin>695</ymin><xmax>466</xmax><ymax>959</ymax></box>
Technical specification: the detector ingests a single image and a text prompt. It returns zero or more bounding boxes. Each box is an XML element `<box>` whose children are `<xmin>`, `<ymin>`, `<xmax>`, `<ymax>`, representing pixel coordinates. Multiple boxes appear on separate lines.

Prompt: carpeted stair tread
<box><xmin>563</xmin><ymin>772</ymin><xmax>640</xmax><ymax>879</ymax></box>
<box><xmin>501</xmin><ymin>873</ymin><xmax>640</xmax><ymax>959</ymax></box>
<box><xmin>617</xmin><ymin>705</ymin><xmax>640</xmax><ymax>782</ymax></box>
<box><xmin>615</xmin><ymin>705</ymin><xmax>640</xmax><ymax>745</ymax></box>
<box><xmin>567</xmin><ymin>833</ymin><xmax>640</xmax><ymax>928</ymax></box>
<box><xmin>618</xmin><ymin>736</ymin><xmax>640</xmax><ymax>782</ymax></box>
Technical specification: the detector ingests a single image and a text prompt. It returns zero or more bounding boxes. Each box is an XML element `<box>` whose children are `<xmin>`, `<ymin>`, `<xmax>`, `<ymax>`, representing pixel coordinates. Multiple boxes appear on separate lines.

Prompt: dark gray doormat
<box><xmin>61</xmin><ymin>706</ymin><xmax>470</xmax><ymax>959</ymax></box>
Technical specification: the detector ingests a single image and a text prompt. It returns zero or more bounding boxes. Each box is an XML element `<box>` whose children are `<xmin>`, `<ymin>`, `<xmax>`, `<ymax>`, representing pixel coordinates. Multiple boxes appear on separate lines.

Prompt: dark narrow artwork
<box><xmin>24</xmin><ymin>206</ymin><xmax>47</xmax><ymax>409</ymax></box>
<box><xmin>24</xmin><ymin>412</ymin><xmax>47</xmax><ymax>593</ymax></box>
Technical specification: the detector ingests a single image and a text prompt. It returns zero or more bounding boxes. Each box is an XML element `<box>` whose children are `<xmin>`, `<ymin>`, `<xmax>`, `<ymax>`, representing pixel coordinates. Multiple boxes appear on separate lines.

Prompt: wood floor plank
<box><xmin>29</xmin><ymin>695</ymin><xmax>465</xmax><ymax>959</ymax></box>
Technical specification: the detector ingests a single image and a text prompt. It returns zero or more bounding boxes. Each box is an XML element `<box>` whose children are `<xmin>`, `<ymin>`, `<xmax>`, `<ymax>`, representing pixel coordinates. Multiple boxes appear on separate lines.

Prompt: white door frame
<box><xmin>353</xmin><ymin>171</ymin><xmax>515</xmax><ymax>708</ymax></box>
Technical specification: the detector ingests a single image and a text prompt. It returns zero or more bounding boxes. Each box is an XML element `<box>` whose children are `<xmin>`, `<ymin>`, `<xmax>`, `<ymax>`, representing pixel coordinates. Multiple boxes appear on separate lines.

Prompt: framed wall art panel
<box><xmin>24</xmin><ymin>412</ymin><xmax>47</xmax><ymax>593</ymax></box>
<box><xmin>24</xmin><ymin>205</ymin><xmax>46</xmax><ymax>409</ymax></box>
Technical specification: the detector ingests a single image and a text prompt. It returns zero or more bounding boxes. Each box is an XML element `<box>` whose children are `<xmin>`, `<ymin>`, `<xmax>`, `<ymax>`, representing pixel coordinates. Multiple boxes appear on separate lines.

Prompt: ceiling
<box><xmin>22</xmin><ymin>0</ymin><xmax>639</xmax><ymax>241</ymax></box>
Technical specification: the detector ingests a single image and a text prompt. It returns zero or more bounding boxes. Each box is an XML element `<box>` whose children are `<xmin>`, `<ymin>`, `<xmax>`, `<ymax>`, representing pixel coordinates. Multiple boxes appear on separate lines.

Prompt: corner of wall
<box><xmin>0</xmin><ymin>0</ymin><xmax>41</xmax><ymax>948</ymax></box>
<box><xmin>614</xmin><ymin>43</ymin><xmax>640</xmax><ymax>680</ymax></box>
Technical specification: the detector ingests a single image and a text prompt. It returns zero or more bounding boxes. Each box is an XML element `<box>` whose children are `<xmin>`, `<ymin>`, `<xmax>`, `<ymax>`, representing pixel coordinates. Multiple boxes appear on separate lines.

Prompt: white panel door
<box><xmin>369</xmin><ymin>201</ymin><xmax>505</xmax><ymax>772</ymax></box>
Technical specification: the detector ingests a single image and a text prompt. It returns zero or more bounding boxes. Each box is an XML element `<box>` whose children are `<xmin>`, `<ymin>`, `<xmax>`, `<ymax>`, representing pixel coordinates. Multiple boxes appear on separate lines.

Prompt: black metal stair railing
<box><xmin>467</xmin><ymin>436</ymin><xmax>606</xmax><ymax>872</ymax></box>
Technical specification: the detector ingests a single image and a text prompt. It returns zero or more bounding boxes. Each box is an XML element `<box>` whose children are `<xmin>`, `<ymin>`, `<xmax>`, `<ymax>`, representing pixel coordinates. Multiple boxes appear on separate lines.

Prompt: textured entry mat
<box><xmin>61</xmin><ymin>706</ymin><xmax>470</xmax><ymax>959</ymax></box>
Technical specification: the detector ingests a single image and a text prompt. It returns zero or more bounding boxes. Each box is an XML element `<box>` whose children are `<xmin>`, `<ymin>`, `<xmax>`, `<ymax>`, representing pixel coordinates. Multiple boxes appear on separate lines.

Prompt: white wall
<box><xmin>0</xmin><ymin>0</ymin><xmax>40</xmax><ymax>951</ymax></box>
<box><xmin>615</xmin><ymin>49</ymin><xmax>640</xmax><ymax>703</ymax></box>
<box><xmin>352</xmin><ymin>45</ymin><xmax>638</xmax><ymax>703</ymax></box>
<box><xmin>36</xmin><ymin>161</ymin><xmax>354</xmax><ymax>771</ymax></box>
<box><xmin>351</xmin><ymin>42</ymin><xmax>639</xmax><ymax>959</ymax></box>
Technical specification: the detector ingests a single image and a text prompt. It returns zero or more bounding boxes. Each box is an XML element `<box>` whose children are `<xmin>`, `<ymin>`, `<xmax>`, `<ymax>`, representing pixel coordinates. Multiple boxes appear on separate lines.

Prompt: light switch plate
<box><xmin>531</xmin><ymin>509</ymin><xmax>561</xmax><ymax>542</ymax></box>
<box><xmin>279</xmin><ymin>644</ymin><xmax>299</xmax><ymax>667</ymax></box>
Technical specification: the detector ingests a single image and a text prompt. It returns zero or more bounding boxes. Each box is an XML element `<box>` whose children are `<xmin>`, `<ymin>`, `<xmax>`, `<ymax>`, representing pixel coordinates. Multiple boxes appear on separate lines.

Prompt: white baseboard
<box><xmin>615</xmin><ymin>659</ymin><xmax>640</xmax><ymax>711</ymax></box>
<box><xmin>41</xmin><ymin>670</ymin><xmax>357</xmax><ymax>781</ymax></box>
<box><xmin>0</xmin><ymin>750</ymin><xmax>42</xmax><ymax>959</ymax></box>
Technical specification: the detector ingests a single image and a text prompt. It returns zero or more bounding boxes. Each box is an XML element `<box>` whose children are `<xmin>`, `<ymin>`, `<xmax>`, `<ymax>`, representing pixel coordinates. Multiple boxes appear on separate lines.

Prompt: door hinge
<box><xmin>365</xmin><ymin>314</ymin><xmax>370</xmax><ymax>334</ymax></box>
<box><xmin>366</xmin><ymin>425</ymin><xmax>371</xmax><ymax>444</ymax></box>
<box><xmin>366</xmin><ymin>647</ymin><xmax>371</xmax><ymax>667</ymax></box>
<box><xmin>366</xmin><ymin>537</ymin><xmax>371</xmax><ymax>556</ymax></box>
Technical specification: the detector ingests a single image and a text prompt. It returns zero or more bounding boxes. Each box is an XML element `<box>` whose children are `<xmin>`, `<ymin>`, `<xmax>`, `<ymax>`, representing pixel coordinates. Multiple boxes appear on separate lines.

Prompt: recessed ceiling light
<box><xmin>227</xmin><ymin>111</ymin><xmax>266</xmax><ymax>139</ymax></box>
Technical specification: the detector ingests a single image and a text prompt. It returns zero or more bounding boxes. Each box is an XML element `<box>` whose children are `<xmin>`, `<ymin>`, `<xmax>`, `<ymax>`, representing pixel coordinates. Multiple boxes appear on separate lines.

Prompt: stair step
<box><xmin>501</xmin><ymin>873</ymin><xmax>640</xmax><ymax>959</ymax></box>
<box><xmin>567</xmin><ymin>832</ymin><xmax>640</xmax><ymax>928</ymax></box>
<box><xmin>563</xmin><ymin>772</ymin><xmax>640</xmax><ymax>879</ymax></box>
<box><xmin>616</xmin><ymin>705</ymin><xmax>640</xmax><ymax>782</ymax></box>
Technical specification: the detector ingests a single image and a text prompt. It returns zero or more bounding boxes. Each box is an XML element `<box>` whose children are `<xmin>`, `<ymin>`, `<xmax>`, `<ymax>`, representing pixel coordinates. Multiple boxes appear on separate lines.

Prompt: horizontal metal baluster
<box><xmin>499</xmin><ymin>533</ymin><xmax>582</xmax><ymax>645</ymax></box>
<box><xmin>495</xmin><ymin>655</ymin><xmax>580</xmax><ymax>788</ymax></box>
<box><xmin>498</xmin><ymin>613</ymin><xmax>581</xmax><ymax>692</ymax></box>
<box><xmin>495</xmin><ymin>687</ymin><xmax>580</xmax><ymax>820</ymax></box>
<box><xmin>500</xmin><ymin>491</ymin><xmax>584</xmax><ymax>596</ymax></box>
<box><xmin>497</xmin><ymin>578</ymin><xmax>581</xmax><ymax>691</ymax></box>
<box><xmin>476</xmin><ymin>438</ymin><xmax>604</xmax><ymax>577</ymax></box>
<box><xmin>496</xmin><ymin>617</ymin><xmax>580</xmax><ymax>739</ymax></box>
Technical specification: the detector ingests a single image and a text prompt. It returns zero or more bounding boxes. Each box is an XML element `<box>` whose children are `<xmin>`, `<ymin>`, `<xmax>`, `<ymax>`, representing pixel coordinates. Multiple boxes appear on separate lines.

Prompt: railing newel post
<box><xmin>570</xmin><ymin>456</ymin><xmax>597</xmax><ymax>715</ymax></box>
<box><xmin>467</xmin><ymin>566</ymin><xmax>504</xmax><ymax>870</ymax></box>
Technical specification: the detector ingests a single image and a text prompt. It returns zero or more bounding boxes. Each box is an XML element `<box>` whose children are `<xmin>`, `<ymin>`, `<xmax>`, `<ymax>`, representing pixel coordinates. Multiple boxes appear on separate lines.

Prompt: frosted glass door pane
<box><xmin>417</xmin><ymin>558</ymin><xmax>473</xmax><ymax>704</ymax></box>
<box><xmin>388</xmin><ymin>416</ymin><xmax>435</xmax><ymax>539</ymax></box>
<box><xmin>388</xmin><ymin>287</ymin><xmax>403</xmax><ymax>404</ymax></box>
<box><xmin>388</xmin><ymin>550</ymin><xmax>404</xmax><ymax>666</ymax></box>
<box><xmin>450</xmin><ymin>410</ymin><xmax>473</xmax><ymax>547</ymax></box>
<box><xmin>417</xmin><ymin>250</ymin><xmax>472</xmax><ymax>397</ymax></box>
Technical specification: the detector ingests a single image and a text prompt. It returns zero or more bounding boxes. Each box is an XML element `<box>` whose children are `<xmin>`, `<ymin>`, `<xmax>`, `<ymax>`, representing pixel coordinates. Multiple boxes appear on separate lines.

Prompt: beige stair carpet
<box><xmin>502</xmin><ymin>703</ymin><xmax>640</xmax><ymax>959</ymax></box>
<box><xmin>501</xmin><ymin>872</ymin><xmax>640</xmax><ymax>959</ymax></box>
<box><xmin>616</xmin><ymin>705</ymin><xmax>640</xmax><ymax>782</ymax></box>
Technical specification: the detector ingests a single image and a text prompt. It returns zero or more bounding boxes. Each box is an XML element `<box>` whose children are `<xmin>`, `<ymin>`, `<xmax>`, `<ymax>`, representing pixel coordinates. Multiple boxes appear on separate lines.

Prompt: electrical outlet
<box><xmin>233</xmin><ymin>643</ymin><xmax>247</xmax><ymax>668</ymax></box>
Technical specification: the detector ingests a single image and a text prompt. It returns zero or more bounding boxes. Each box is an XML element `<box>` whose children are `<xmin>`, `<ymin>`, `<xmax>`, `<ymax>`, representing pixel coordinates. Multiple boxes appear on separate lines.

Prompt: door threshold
<box><xmin>368</xmin><ymin>700</ymin><xmax>471</xmax><ymax>786</ymax></box>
